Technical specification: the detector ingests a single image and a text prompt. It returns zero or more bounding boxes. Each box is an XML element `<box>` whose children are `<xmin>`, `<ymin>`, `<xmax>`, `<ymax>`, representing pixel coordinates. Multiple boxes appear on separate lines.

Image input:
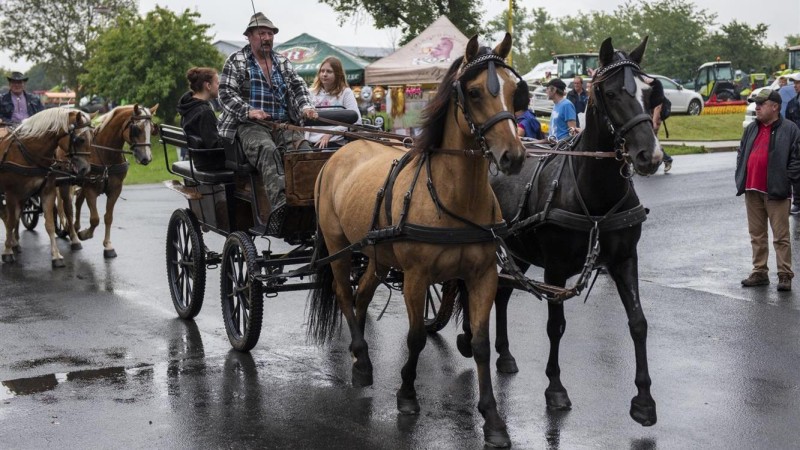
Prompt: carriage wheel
<box><xmin>21</xmin><ymin>197</ymin><xmax>40</xmax><ymax>230</ymax></box>
<box><xmin>424</xmin><ymin>280</ymin><xmax>460</xmax><ymax>333</ymax></box>
<box><xmin>220</xmin><ymin>231</ymin><xmax>264</xmax><ymax>352</ymax></box>
<box><xmin>166</xmin><ymin>209</ymin><xmax>206</xmax><ymax>319</ymax></box>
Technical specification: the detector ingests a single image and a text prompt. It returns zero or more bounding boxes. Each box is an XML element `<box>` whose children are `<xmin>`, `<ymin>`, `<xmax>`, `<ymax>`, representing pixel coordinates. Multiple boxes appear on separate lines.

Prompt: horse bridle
<box><xmin>452</xmin><ymin>53</ymin><xmax>521</xmax><ymax>163</ymax></box>
<box><xmin>64</xmin><ymin>122</ymin><xmax>93</xmax><ymax>158</ymax></box>
<box><xmin>591</xmin><ymin>58</ymin><xmax>654</xmax><ymax>167</ymax></box>
<box><xmin>91</xmin><ymin>113</ymin><xmax>154</xmax><ymax>155</ymax></box>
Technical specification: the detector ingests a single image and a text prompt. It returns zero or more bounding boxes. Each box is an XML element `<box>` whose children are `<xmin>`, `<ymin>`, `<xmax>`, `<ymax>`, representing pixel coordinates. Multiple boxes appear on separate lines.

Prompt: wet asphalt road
<box><xmin>1</xmin><ymin>152</ymin><xmax>799</xmax><ymax>449</ymax></box>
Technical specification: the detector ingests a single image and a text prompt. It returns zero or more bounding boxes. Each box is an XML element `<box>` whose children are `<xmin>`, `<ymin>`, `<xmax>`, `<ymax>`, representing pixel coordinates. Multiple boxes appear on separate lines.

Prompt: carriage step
<box><xmin>266</xmin><ymin>204</ymin><xmax>287</xmax><ymax>236</ymax></box>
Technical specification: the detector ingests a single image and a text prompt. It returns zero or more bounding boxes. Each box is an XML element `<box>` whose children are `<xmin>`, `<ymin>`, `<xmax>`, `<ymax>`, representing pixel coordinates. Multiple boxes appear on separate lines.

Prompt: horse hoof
<box><xmin>71</xmin><ymin>242</ymin><xmax>83</xmax><ymax>251</ymax></box>
<box><xmin>396</xmin><ymin>395</ymin><xmax>420</xmax><ymax>415</ymax></box>
<box><xmin>103</xmin><ymin>249</ymin><xmax>117</xmax><ymax>259</ymax></box>
<box><xmin>2</xmin><ymin>253</ymin><xmax>16</xmax><ymax>263</ymax></box>
<box><xmin>12</xmin><ymin>245</ymin><xmax>22</xmax><ymax>254</ymax></box>
<box><xmin>351</xmin><ymin>366</ymin><xmax>373</xmax><ymax>387</ymax></box>
<box><xmin>496</xmin><ymin>356</ymin><xmax>519</xmax><ymax>374</ymax></box>
<box><xmin>630</xmin><ymin>397</ymin><xmax>657</xmax><ymax>426</ymax></box>
<box><xmin>545</xmin><ymin>388</ymin><xmax>572</xmax><ymax>410</ymax></box>
<box><xmin>52</xmin><ymin>259</ymin><xmax>66</xmax><ymax>269</ymax></box>
<box><xmin>483</xmin><ymin>425</ymin><xmax>511</xmax><ymax>448</ymax></box>
<box><xmin>456</xmin><ymin>333</ymin><xmax>473</xmax><ymax>358</ymax></box>
<box><xmin>78</xmin><ymin>231</ymin><xmax>90</xmax><ymax>241</ymax></box>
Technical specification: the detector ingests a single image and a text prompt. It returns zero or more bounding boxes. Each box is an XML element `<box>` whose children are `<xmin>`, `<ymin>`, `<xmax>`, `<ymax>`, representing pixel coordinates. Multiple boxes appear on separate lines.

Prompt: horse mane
<box><xmin>11</xmin><ymin>108</ymin><xmax>90</xmax><ymax>140</ymax></box>
<box><xmin>96</xmin><ymin>105</ymin><xmax>137</xmax><ymax>134</ymax></box>
<box><xmin>412</xmin><ymin>47</ymin><xmax>494</xmax><ymax>156</ymax></box>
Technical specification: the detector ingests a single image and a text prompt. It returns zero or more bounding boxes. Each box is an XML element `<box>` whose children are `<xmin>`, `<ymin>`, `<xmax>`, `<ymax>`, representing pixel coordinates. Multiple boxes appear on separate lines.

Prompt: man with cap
<box><xmin>735</xmin><ymin>89</ymin><xmax>800</xmax><ymax>291</ymax></box>
<box><xmin>0</xmin><ymin>71</ymin><xmax>44</xmax><ymax>125</ymax></box>
<box><xmin>784</xmin><ymin>73</ymin><xmax>800</xmax><ymax>214</ymax></box>
<box><xmin>545</xmin><ymin>78</ymin><xmax>576</xmax><ymax>141</ymax></box>
<box><xmin>217</xmin><ymin>12</ymin><xmax>318</xmax><ymax>214</ymax></box>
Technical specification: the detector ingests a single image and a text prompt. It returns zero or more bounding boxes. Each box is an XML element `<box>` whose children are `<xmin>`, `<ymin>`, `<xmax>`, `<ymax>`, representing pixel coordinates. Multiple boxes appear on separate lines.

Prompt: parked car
<box><xmin>530</xmin><ymin>77</ymin><xmax>589</xmax><ymax>116</ymax></box>
<box><xmin>652</xmin><ymin>75</ymin><xmax>704</xmax><ymax>115</ymax></box>
<box><xmin>79</xmin><ymin>96</ymin><xmax>109</xmax><ymax>114</ymax></box>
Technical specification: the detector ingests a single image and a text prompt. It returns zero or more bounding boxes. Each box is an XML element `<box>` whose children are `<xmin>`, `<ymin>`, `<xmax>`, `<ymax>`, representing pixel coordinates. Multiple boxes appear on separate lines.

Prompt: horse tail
<box><xmin>306</xmin><ymin>228</ymin><xmax>340</xmax><ymax>344</ymax></box>
<box><xmin>452</xmin><ymin>280</ymin><xmax>469</xmax><ymax>324</ymax></box>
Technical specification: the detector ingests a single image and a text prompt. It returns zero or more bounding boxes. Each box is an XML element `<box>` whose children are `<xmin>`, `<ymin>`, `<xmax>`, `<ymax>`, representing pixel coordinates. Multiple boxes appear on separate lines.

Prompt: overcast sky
<box><xmin>1</xmin><ymin>0</ymin><xmax>798</xmax><ymax>72</ymax></box>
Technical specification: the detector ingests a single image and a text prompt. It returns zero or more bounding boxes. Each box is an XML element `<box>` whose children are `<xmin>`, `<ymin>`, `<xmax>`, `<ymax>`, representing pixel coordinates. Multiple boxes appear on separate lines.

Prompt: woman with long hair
<box><xmin>307</xmin><ymin>56</ymin><xmax>361</xmax><ymax>148</ymax></box>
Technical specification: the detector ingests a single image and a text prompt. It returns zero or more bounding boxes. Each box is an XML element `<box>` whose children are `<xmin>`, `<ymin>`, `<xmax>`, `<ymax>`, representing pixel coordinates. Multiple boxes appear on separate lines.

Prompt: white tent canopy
<box><xmin>365</xmin><ymin>16</ymin><xmax>469</xmax><ymax>86</ymax></box>
<box><xmin>522</xmin><ymin>61</ymin><xmax>557</xmax><ymax>84</ymax></box>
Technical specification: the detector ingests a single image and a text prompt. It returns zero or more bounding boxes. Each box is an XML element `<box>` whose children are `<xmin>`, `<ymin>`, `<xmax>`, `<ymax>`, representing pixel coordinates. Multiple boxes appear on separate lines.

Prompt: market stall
<box><xmin>274</xmin><ymin>33</ymin><xmax>370</xmax><ymax>86</ymax></box>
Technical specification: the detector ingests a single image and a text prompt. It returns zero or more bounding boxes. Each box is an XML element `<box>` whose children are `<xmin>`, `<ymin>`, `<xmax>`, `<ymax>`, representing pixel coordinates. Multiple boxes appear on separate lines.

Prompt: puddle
<box><xmin>0</xmin><ymin>364</ymin><xmax>153</xmax><ymax>401</ymax></box>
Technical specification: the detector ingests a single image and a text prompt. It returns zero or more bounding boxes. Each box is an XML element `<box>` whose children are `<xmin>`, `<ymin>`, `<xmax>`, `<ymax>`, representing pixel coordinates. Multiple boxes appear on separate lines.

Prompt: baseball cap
<box><xmin>752</xmin><ymin>89</ymin><xmax>782</xmax><ymax>105</ymax></box>
<box><xmin>547</xmin><ymin>78</ymin><xmax>567</xmax><ymax>91</ymax></box>
<box><xmin>790</xmin><ymin>73</ymin><xmax>800</xmax><ymax>82</ymax></box>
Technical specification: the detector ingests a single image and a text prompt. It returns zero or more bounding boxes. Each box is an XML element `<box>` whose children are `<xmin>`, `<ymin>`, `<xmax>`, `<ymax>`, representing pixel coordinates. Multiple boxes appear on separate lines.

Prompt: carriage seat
<box><xmin>171</xmin><ymin>160</ymin><xmax>233</xmax><ymax>184</ymax></box>
<box><xmin>159</xmin><ymin>124</ymin><xmax>232</xmax><ymax>184</ymax></box>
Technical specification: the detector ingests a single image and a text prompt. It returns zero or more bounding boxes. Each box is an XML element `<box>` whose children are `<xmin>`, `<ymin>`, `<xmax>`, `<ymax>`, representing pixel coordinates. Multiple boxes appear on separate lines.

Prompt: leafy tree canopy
<box><xmin>0</xmin><ymin>0</ymin><xmax>137</xmax><ymax>93</ymax></box>
<box><xmin>80</xmin><ymin>7</ymin><xmax>223</xmax><ymax>123</ymax></box>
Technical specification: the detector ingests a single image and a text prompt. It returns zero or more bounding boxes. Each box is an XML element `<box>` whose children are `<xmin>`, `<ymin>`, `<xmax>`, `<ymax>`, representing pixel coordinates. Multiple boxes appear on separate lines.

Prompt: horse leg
<box><xmin>102</xmin><ymin>189</ymin><xmax>121</xmax><ymax>258</ymax></box>
<box><xmin>73</xmin><ymin>187</ymin><xmax>84</xmax><ymax>232</ymax></box>
<box><xmin>396</xmin><ymin>271</ymin><xmax>428</xmax><ymax>415</ymax></box>
<box><xmin>543</xmin><ymin>272</ymin><xmax>571</xmax><ymax>410</ymax></box>
<box><xmin>58</xmin><ymin>184</ymin><xmax>81</xmax><ymax>250</ymax></box>
<box><xmin>455</xmin><ymin>280</ymin><xmax>473</xmax><ymax>358</ymax></box>
<box><xmin>348</xmin><ymin>259</ymin><xmax>387</xmax><ymax>387</ymax></box>
<box><xmin>606</xmin><ymin>255</ymin><xmax>657</xmax><ymax>426</ymax></box>
<box><xmin>77</xmin><ymin>189</ymin><xmax>99</xmax><ymax>242</ymax></box>
<box><xmin>494</xmin><ymin>285</ymin><xmax>519</xmax><ymax>373</ymax></box>
<box><xmin>465</xmin><ymin>269</ymin><xmax>510</xmax><ymax>448</ymax></box>
<box><xmin>329</xmin><ymin>255</ymin><xmax>373</xmax><ymax>387</ymax></box>
<box><xmin>41</xmin><ymin>188</ymin><xmax>65</xmax><ymax>268</ymax></box>
<box><xmin>2</xmin><ymin>196</ymin><xmax>21</xmax><ymax>263</ymax></box>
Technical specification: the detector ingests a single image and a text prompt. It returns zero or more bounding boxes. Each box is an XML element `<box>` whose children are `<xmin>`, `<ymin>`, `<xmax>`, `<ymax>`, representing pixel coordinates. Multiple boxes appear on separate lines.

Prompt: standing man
<box><xmin>217</xmin><ymin>12</ymin><xmax>318</xmax><ymax>213</ymax></box>
<box><xmin>735</xmin><ymin>89</ymin><xmax>800</xmax><ymax>291</ymax></box>
<box><xmin>785</xmin><ymin>73</ymin><xmax>800</xmax><ymax>214</ymax></box>
<box><xmin>0</xmin><ymin>71</ymin><xmax>44</xmax><ymax>125</ymax></box>
<box><xmin>566</xmin><ymin>76</ymin><xmax>588</xmax><ymax>126</ymax></box>
<box><xmin>546</xmin><ymin>78</ymin><xmax>576</xmax><ymax>141</ymax></box>
<box><xmin>778</xmin><ymin>76</ymin><xmax>795</xmax><ymax>117</ymax></box>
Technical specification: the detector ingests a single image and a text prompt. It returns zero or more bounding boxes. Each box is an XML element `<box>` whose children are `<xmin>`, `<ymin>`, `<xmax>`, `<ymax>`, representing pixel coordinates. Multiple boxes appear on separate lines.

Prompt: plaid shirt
<box><xmin>248</xmin><ymin>54</ymin><xmax>288</xmax><ymax>122</ymax></box>
<box><xmin>218</xmin><ymin>44</ymin><xmax>314</xmax><ymax>141</ymax></box>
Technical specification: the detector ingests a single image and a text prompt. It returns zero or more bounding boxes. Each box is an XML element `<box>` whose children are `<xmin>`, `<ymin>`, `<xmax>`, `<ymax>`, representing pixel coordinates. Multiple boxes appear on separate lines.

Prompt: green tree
<box><xmin>80</xmin><ymin>7</ymin><xmax>223</xmax><ymax>123</ymax></box>
<box><xmin>0</xmin><ymin>0</ymin><xmax>136</xmax><ymax>93</ymax></box>
<box><xmin>318</xmin><ymin>0</ymin><xmax>482</xmax><ymax>44</ymax></box>
<box><xmin>483</xmin><ymin>3</ymin><xmax>537</xmax><ymax>73</ymax></box>
<box><xmin>24</xmin><ymin>63</ymin><xmax>63</xmax><ymax>92</ymax></box>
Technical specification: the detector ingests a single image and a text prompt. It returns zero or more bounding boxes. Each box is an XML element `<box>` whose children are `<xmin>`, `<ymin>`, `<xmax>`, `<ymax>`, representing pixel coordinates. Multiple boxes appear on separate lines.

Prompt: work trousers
<box><xmin>238</xmin><ymin>123</ymin><xmax>310</xmax><ymax>208</ymax></box>
<box><xmin>745</xmin><ymin>191</ymin><xmax>793</xmax><ymax>278</ymax></box>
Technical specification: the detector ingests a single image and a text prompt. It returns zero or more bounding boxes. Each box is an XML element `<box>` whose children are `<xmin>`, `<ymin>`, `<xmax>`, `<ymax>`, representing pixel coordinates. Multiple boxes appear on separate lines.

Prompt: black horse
<box><xmin>456</xmin><ymin>37</ymin><xmax>661</xmax><ymax>427</ymax></box>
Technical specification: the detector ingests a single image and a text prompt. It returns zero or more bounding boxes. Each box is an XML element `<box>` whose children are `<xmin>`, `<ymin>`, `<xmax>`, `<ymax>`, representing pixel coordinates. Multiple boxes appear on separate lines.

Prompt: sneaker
<box><xmin>741</xmin><ymin>272</ymin><xmax>769</xmax><ymax>287</ymax></box>
<box><xmin>777</xmin><ymin>274</ymin><xmax>792</xmax><ymax>291</ymax></box>
<box><xmin>791</xmin><ymin>204</ymin><xmax>800</xmax><ymax>215</ymax></box>
<box><xmin>663</xmin><ymin>160</ymin><xmax>672</xmax><ymax>173</ymax></box>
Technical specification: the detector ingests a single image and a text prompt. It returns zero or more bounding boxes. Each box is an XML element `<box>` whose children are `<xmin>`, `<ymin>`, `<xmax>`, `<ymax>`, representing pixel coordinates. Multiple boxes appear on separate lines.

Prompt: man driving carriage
<box><xmin>217</xmin><ymin>12</ymin><xmax>319</xmax><ymax>214</ymax></box>
<box><xmin>0</xmin><ymin>71</ymin><xmax>44</xmax><ymax>126</ymax></box>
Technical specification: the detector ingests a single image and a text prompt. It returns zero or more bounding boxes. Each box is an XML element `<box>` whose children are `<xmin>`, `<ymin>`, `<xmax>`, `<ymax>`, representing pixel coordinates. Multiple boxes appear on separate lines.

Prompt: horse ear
<box><xmin>629</xmin><ymin>36</ymin><xmax>648</xmax><ymax>65</ymax></box>
<box><xmin>493</xmin><ymin>33</ymin><xmax>512</xmax><ymax>59</ymax></box>
<box><xmin>149</xmin><ymin>103</ymin><xmax>159</xmax><ymax>115</ymax></box>
<box><xmin>90</xmin><ymin>111</ymin><xmax>99</xmax><ymax>120</ymax></box>
<box><xmin>465</xmin><ymin>34</ymin><xmax>479</xmax><ymax>63</ymax></box>
<box><xmin>133</xmin><ymin>104</ymin><xmax>140</xmax><ymax>114</ymax></box>
<box><xmin>599</xmin><ymin>37</ymin><xmax>614</xmax><ymax>67</ymax></box>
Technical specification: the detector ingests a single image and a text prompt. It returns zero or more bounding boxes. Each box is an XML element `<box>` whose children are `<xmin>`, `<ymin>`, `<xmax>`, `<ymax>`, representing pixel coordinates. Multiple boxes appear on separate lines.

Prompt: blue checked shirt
<box><xmin>218</xmin><ymin>44</ymin><xmax>314</xmax><ymax>141</ymax></box>
<box><xmin>248</xmin><ymin>53</ymin><xmax>289</xmax><ymax>122</ymax></box>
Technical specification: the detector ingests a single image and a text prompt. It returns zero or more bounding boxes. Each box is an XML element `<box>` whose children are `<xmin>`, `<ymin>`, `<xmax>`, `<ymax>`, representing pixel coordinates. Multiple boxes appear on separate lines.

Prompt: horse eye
<box><xmin>73</xmin><ymin>137</ymin><xmax>85</xmax><ymax>145</ymax></box>
<box><xmin>468</xmin><ymin>88</ymin><xmax>481</xmax><ymax>99</ymax></box>
<box><xmin>605</xmin><ymin>90</ymin><xmax>616</xmax><ymax>99</ymax></box>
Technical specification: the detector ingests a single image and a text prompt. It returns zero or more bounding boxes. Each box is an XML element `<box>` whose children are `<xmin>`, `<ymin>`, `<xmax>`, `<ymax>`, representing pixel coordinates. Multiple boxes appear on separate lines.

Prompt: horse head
<box><xmin>126</xmin><ymin>103</ymin><xmax>158</xmax><ymax>165</ymax></box>
<box><xmin>590</xmin><ymin>36</ymin><xmax>662</xmax><ymax>175</ymax></box>
<box><xmin>59</xmin><ymin>110</ymin><xmax>93</xmax><ymax>177</ymax></box>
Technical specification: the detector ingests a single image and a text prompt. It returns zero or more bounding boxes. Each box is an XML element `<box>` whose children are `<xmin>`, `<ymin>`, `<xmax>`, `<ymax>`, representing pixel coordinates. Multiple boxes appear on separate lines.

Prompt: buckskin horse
<box><xmin>0</xmin><ymin>108</ymin><xmax>93</xmax><ymax>267</ymax></box>
<box><xmin>65</xmin><ymin>104</ymin><xmax>158</xmax><ymax>258</ymax></box>
<box><xmin>307</xmin><ymin>34</ymin><xmax>526</xmax><ymax>447</ymax></box>
<box><xmin>454</xmin><ymin>37</ymin><xmax>661</xmax><ymax>427</ymax></box>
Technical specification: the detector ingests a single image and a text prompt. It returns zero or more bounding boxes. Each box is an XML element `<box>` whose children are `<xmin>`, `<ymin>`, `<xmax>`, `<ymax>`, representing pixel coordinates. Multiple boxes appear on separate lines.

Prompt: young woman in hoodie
<box><xmin>177</xmin><ymin>67</ymin><xmax>221</xmax><ymax>150</ymax></box>
<box><xmin>306</xmin><ymin>56</ymin><xmax>361</xmax><ymax>148</ymax></box>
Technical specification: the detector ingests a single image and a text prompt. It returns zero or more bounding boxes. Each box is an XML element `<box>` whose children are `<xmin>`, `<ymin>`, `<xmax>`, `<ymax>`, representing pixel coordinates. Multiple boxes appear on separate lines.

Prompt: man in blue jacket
<box><xmin>735</xmin><ymin>89</ymin><xmax>800</xmax><ymax>291</ymax></box>
<box><xmin>0</xmin><ymin>71</ymin><xmax>43</xmax><ymax>124</ymax></box>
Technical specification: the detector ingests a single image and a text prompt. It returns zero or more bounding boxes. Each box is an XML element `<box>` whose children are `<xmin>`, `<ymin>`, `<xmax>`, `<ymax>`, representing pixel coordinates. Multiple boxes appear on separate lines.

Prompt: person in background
<box><xmin>648</xmin><ymin>76</ymin><xmax>674</xmax><ymax>173</ymax></box>
<box><xmin>217</xmin><ymin>12</ymin><xmax>318</xmax><ymax>213</ymax></box>
<box><xmin>513</xmin><ymin>83</ymin><xmax>544</xmax><ymax>139</ymax></box>
<box><xmin>735</xmin><ymin>89</ymin><xmax>800</xmax><ymax>291</ymax></box>
<box><xmin>777</xmin><ymin>75</ymin><xmax>795</xmax><ymax>117</ymax></box>
<box><xmin>566</xmin><ymin>76</ymin><xmax>588</xmax><ymax>126</ymax></box>
<box><xmin>306</xmin><ymin>56</ymin><xmax>361</xmax><ymax>148</ymax></box>
<box><xmin>785</xmin><ymin>73</ymin><xmax>800</xmax><ymax>214</ymax></box>
<box><xmin>177</xmin><ymin>67</ymin><xmax>221</xmax><ymax>150</ymax></box>
<box><xmin>545</xmin><ymin>78</ymin><xmax>576</xmax><ymax>141</ymax></box>
<box><xmin>0</xmin><ymin>71</ymin><xmax>43</xmax><ymax>125</ymax></box>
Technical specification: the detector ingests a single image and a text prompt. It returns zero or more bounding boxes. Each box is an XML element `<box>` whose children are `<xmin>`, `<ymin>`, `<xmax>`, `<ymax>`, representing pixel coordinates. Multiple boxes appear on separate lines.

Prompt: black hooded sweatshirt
<box><xmin>176</xmin><ymin>91</ymin><xmax>220</xmax><ymax>149</ymax></box>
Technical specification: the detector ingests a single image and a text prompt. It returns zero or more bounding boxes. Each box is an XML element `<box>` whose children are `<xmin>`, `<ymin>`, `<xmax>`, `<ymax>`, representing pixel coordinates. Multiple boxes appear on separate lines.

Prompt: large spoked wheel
<box><xmin>21</xmin><ymin>197</ymin><xmax>40</xmax><ymax>230</ymax></box>
<box><xmin>424</xmin><ymin>280</ymin><xmax>460</xmax><ymax>333</ymax></box>
<box><xmin>166</xmin><ymin>209</ymin><xmax>206</xmax><ymax>319</ymax></box>
<box><xmin>221</xmin><ymin>231</ymin><xmax>263</xmax><ymax>352</ymax></box>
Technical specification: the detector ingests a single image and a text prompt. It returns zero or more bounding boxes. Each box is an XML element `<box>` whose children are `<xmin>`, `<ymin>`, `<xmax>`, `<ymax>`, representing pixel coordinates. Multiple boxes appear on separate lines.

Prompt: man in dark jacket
<box><xmin>0</xmin><ymin>71</ymin><xmax>43</xmax><ymax>124</ymax></box>
<box><xmin>784</xmin><ymin>73</ymin><xmax>800</xmax><ymax>214</ymax></box>
<box><xmin>735</xmin><ymin>89</ymin><xmax>800</xmax><ymax>291</ymax></box>
<box><xmin>566</xmin><ymin>76</ymin><xmax>587</xmax><ymax>126</ymax></box>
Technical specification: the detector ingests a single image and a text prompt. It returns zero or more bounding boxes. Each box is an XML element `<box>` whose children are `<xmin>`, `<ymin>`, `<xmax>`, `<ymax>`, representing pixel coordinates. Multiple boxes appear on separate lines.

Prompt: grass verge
<box><xmin>126</xmin><ymin>141</ymin><xmax>180</xmax><ymax>185</ymax></box>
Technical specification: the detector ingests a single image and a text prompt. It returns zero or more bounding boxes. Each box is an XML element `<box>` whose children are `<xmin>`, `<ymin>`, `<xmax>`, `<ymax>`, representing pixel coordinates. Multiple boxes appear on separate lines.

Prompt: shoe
<box><xmin>741</xmin><ymin>272</ymin><xmax>769</xmax><ymax>287</ymax></box>
<box><xmin>663</xmin><ymin>160</ymin><xmax>672</xmax><ymax>173</ymax></box>
<box><xmin>777</xmin><ymin>274</ymin><xmax>792</xmax><ymax>291</ymax></box>
<box><xmin>791</xmin><ymin>204</ymin><xmax>800</xmax><ymax>215</ymax></box>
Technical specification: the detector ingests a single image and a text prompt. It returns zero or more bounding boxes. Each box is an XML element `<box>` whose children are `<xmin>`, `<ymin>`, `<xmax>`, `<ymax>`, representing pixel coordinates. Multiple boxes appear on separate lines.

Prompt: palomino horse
<box><xmin>307</xmin><ymin>34</ymin><xmax>525</xmax><ymax>447</ymax></box>
<box><xmin>0</xmin><ymin>108</ymin><xmax>93</xmax><ymax>267</ymax></box>
<box><xmin>67</xmin><ymin>104</ymin><xmax>157</xmax><ymax>258</ymax></box>
<box><xmin>457</xmin><ymin>37</ymin><xmax>661</xmax><ymax>426</ymax></box>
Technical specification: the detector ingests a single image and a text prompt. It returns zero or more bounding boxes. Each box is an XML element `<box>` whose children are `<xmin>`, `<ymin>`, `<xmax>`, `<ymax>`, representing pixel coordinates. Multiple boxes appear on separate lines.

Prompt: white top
<box><xmin>306</xmin><ymin>87</ymin><xmax>362</xmax><ymax>144</ymax></box>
